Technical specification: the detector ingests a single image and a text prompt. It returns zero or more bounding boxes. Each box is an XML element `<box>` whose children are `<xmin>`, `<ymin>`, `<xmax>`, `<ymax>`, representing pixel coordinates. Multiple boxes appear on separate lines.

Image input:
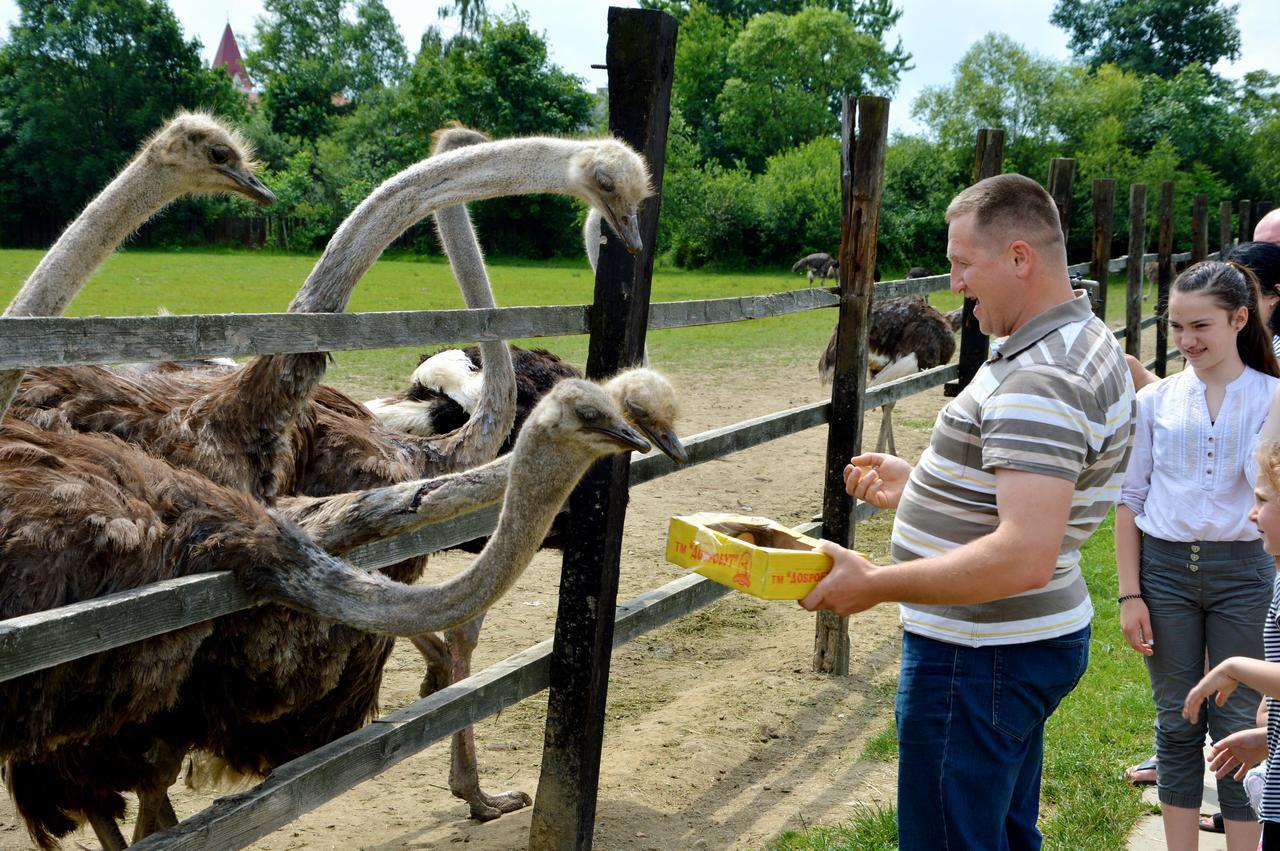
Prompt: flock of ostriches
<box><xmin>0</xmin><ymin>113</ymin><xmax>960</xmax><ymax>850</ymax></box>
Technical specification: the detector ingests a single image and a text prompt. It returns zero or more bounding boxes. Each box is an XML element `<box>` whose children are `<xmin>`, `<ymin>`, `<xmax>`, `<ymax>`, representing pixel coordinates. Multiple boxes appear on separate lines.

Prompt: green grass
<box><xmin>860</xmin><ymin>725</ymin><xmax>898</xmax><ymax>762</ymax></box>
<box><xmin>771</xmin><ymin>806</ymin><xmax>898</xmax><ymax>850</ymax></box>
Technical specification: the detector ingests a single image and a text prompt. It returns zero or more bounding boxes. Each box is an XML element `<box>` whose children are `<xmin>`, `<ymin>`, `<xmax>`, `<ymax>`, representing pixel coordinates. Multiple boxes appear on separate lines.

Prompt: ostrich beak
<box><xmin>586</xmin><ymin>421</ymin><xmax>651</xmax><ymax>453</ymax></box>
<box><xmin>217</xmin><ymin>165</ymin><xmax>277</xmax><ymax>206</ymax></box>
<box><xmin>603</xmin><ymin>207</ymin><xmax>643</xmax><ymax>254</ymax></box>
<box><xmin>638</xmin><ymin>423</ymin><xmax>688</xmax><ymax>464</ymax></box>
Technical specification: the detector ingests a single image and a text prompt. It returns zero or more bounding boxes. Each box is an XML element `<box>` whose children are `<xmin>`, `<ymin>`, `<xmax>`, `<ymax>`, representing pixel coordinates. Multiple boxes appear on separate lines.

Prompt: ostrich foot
<box><xmin>87</xmin><ymin>810</ymin><xmax>128</xmax><ymax>851</ymax></box>
<box><xmin>460</xmin><ymin>787</ymin><xmax>533</xmax><ymax>822</ymax></box>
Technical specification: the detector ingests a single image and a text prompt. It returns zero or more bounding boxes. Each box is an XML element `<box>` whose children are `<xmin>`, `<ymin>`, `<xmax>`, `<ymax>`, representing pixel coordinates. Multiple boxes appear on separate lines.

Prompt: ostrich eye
<box><xmin>208</xmin><ymin>145</ymin><xmax>232</xmax><ymax>165</ymax></box>
<box><xmin>577</xmin><ymin>405</ymin><xmax>602</xmax><ymax>421</ymax></box>
<box><xmin>594</xmin><ymin>168</ymin><xmax>615</xmax><ymax>194</ymax></box>
<box><xmin>626</xmin><ymin>401</ymin><xmax>649</xmax><ymax>419</ymax></box>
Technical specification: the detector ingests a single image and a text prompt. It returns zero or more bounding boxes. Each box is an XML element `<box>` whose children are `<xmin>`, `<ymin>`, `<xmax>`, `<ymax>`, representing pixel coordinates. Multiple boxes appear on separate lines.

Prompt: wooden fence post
<box><xmin>1240</xmin><ymin>200</ymin><xmax>1253</xmax><ymax>245</ymax></box>
<box><xmin>944</xmin><ymin>128</ymin><xmax>1002</xmax><ymax>398</ymax></box>
<box><xmin>1192</xmin><ymin>193</ymin><xmax>1208</xmax><ymax>262</ymax></box>
<box><xmin>1047</xmin><ymin>157</ymin><xmax>1077</xmax><ymax>246</ymax></box>
<box><xmin>1220</xmin><ymin>201</ymin><xmax>1233</xmax><ymax>254</ymax></box>
<box><xmin>812</xmin><ymin>95</ymin><xmax>889</xmax><ymax>676</ymax></box>
<box><xmin>1090</xmin><ymin>179</ymin><xmax>1115</xmax><ymax>321</ymax></box>
<box><xmin>527</xmin><ymin>8</ymin><xmax>676</xmax><ymax>849</ymax></box>
<box><xmin>1126</xmin><ymin>184</ymin><xmax>1147</xmax><ymax>359</ymax></box>
<box><xmin>1155</xmin><ymin>182</ymin><xmax>1173</xmax><ymax>376</ymax></box>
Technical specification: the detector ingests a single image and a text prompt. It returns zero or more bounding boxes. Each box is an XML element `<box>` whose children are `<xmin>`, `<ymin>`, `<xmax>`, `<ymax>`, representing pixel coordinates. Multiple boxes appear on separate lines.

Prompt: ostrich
<box><xmin>6</xmin><ymin>128</ymin><xmax>656</xmax><ymax>837</ymax></box>
<box><xmin>792</xmin><ymin>252</ymin><xmax>839</xmax><ymax>284</ymax></box>
<box><xmin>1</xmin><ymin>378</ymin><xmax>651</xmax><ymax>850</ymax></box>
<box><xmin>0</xmin><ymin>112</ymin><xmax>274</xmax><ymax>415</ymax></box>
<box><xmin>818</xmin><ymin>294</ymin><xmax>956</xmax><ymax>455</ymax></box>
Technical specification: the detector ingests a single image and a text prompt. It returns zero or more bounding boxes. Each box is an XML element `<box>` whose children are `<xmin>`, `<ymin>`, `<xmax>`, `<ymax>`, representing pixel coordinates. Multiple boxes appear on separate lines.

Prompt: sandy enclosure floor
<box><xmin>1</xmin><ymin>320</ymin><xmax>1165</xmax><ymax>851</ymax></box>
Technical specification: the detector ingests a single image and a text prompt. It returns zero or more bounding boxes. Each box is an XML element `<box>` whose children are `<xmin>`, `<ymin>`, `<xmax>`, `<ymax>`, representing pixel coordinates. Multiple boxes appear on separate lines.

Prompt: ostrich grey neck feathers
<box><xmin>265</xmin><ymin>420</ymin><xmax>598</xmax><ymax>635</ymax></box>
<box><xmin>0</xmin><ymin>157</ymin><xmax>178</xmax><ymax>416</ymax></box>
<box><xmin>288</xmin><ymin>139</ymin><xmax>583</xmax><ymax>314</ymax></box>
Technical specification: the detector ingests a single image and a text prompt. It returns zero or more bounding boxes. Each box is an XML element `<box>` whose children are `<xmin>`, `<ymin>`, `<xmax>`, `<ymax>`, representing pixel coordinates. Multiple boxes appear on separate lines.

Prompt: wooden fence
<box><xmin>0</xmin><ymin>9</ymin><xmax>1256</xmax><ymax>850</ymax></box>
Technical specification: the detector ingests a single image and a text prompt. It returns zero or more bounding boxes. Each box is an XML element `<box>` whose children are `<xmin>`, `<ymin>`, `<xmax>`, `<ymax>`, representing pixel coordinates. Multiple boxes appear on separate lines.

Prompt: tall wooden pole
<box><xmin>945</xmin><ymin>128</ymin><xmax>1003</xmax><ymax>398</ymax></box>
<box><xmin>528</xmin><ymin>8</ymin><xmax>676</xmax><ymax>849</ymax></box>
<box><xmin>1220</xmin><ymin>201</ymin><xmax>1233</xmax><ymax>255</ymax></box>
<box><xmin>1240</xmin><ymin>200</ymin><xmax>1253</xmax><ymax>245</ymax></box>
<box><xmin>1046</xmin><ymin>157</ymin><xmax>1077</xmax><ymax>246</ymax></box>
<box><xmin>1192</xmin><ymin>193</ymin><xmax>1208</xmax><ymax>263</ymax></box>
<box><xmin>1090</xmin><ymin>179</ymin><xmax>1115</xmax><ymax>321</ymax></box>
<box><xmin>1155</xmin><ymin>182</ymin><xmax>1174</xmax><ymax>377</ymax></box>
<box><xmin>812</xmin><ymin>96</ymin><xmax>889</xmax><ymax>676</ymax></box>
<box><xmin>1126</xmin><ymin>184</ymin><xmax>1147</xmax><ymax>359</ymax></box>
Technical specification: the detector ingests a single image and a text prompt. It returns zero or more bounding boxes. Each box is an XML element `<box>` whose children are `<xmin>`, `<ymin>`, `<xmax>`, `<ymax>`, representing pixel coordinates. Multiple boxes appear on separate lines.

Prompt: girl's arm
<box><xmin>1184</xmin><ymin>656</ymin><xmax>1280</xmax><ymax>723</ymax></box>
<box><xmin>1260</xmin><ymin>383</ymin><xmax>1280</xmax><ymax>446</ymax></box>
<box><xmin>1115</xmin><ymin>504</ymin><xmax>1153</xmax><ymax>656</ymax></box>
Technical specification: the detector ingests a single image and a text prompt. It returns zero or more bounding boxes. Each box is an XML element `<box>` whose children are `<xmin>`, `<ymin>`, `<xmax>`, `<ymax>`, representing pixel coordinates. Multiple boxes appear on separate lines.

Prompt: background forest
<box><xmin>0</xmin><ymin>0</ymin><xmax>1275</xmax><ymax>272</ymax></box>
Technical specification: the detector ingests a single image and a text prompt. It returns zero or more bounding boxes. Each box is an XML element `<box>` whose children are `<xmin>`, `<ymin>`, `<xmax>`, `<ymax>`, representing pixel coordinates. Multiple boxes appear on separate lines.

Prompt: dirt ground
<box><xmin>0</xmin><ymin>349</ymin><xmax>953</xmax><ymax>851</ymax></box>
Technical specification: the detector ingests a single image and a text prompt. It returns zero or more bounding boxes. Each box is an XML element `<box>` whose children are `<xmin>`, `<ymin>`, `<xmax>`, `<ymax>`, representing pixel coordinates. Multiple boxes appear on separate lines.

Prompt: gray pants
<box><xmin>1141</xmin><ymin>536</ymin><xmax>1273</xmax><ymax>819</ymax></box>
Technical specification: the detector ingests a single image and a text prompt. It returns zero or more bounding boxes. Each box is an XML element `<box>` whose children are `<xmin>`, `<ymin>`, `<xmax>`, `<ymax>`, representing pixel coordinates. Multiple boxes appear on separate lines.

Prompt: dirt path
<box><xmin>0</xmin><ymin>347</ymin><xmax>947</xmax><ymax>851</ymax></box>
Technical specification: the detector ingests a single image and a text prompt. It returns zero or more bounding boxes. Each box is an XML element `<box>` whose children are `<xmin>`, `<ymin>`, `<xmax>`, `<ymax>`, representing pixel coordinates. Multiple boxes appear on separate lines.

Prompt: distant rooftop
<box><xmin>213</xmin><ymin>24</ymin><xmax>252</xmax><ymax>94</ymax></box>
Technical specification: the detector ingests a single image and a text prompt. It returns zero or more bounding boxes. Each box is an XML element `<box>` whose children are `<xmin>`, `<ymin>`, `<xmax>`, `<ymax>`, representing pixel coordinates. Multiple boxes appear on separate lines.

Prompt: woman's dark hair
<box><xmin>1227</xmin><ymin>241</ymin><xmax>1280</xmax><ymax>338</ymax></box>
<box><xmin>1172</xmin><ymin>260</ymin><xmax>1280</xmax><ymax>377</ymax></box>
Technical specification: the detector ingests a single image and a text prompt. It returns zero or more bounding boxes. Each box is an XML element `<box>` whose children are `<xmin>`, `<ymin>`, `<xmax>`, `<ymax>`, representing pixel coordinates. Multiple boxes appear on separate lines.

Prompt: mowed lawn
<box><xmin>0</xmin><ymin>247</ymin><xmax>1157</xmax><ymax>848</ymax></box>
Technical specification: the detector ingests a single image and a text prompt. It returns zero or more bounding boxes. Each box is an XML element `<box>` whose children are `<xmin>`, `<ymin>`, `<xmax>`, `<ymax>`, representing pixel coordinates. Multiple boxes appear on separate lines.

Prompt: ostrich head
<box><xmin>431</xmin><ymin>124</ymin><xmax>491</xmax><ymax>155</ymax></box>
<box><xmin>568</xmin><ymin>140</ymin><xmax>653</xmax><ymax>255</ymax></box>
<box><xmin>604</xmin><ymin>368</ymin><xmax>688</xmax><ymax>464</ymax></box>
<box><xmin>143</xmin><ymin>112</ymin><xmax>275</xmax><ymax>206</ymax></box>
<box><xmin>521</xmin><ymin>378</ymin><xmax>652</xmax><ymax>457</ymax></box>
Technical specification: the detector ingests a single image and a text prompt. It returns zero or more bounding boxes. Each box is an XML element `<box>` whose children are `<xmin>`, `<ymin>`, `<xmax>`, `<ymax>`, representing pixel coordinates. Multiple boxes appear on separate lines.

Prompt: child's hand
<box><xmin>1119</xmin><ymin>598</ymin><xmax>1154</xmax><ymax>656</ymax></box>
<box><xmin>1183</xmin><ymin>661</ymin><xmax>1241</xmax><ymax>724</ymax></box>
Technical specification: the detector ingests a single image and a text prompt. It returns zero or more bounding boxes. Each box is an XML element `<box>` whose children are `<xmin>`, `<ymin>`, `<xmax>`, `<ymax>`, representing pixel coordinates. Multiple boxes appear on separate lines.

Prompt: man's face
<box><xmin>947</xmin><ymin>213</ymin><xmax>1020</xmax><ymax>337</ymax></box>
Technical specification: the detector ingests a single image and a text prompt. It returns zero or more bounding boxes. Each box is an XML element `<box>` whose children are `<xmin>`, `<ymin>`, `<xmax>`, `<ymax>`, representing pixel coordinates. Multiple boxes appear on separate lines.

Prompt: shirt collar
<box><xmin>989</xmin><ymin>290</ymin><xmax>1092</xmax><ymax>362</ymax></box>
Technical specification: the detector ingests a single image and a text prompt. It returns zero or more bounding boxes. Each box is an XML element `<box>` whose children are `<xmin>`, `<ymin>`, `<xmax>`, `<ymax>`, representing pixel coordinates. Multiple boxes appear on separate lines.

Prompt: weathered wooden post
<box><xmin>1192</xmin><ymin>193</ymin><xmax>1208</xmax><ymax>263</ymax></box>
<box><xmin>1220</xmin><ymin>200</ymin><xmax>1233</xmax><ymax>255</ymax></box>
<box><xmin>1155</xmin><ymin>181</ymin><xmax>1174</xmax><ymax>376</ymax></box>
<box><xmin>1046</xmin><ymin>157</ymin><xmax>1077</xmax><ymax>246</ymax></box>
<box><xmin>944</xmin><ymin>128</ymin><xmax>1002</xmax><ymax>398</ymax></box>
<box><xmin>1126</xmin><ymin>184</ymin><xmax>1147</xmax><ymax>359</ymax></box>
<box><xmin>812</xmin><ymin>95</ymin><xmax>889</xmax><ymax>676</ymax></box>
<box><xmin>1090</xmin><ymin>179</ymin><xmax>1115</xmax><ymax>321</ymax></box>
<box><xmin>1240</xmin><ymin>200</ymin><xmax>1253</xmax><ymax>245</ymax></box>
<box><xmin>528</xmin><ymin>8</ymin><xmax>676</xmax><ymax>849</ymax></box>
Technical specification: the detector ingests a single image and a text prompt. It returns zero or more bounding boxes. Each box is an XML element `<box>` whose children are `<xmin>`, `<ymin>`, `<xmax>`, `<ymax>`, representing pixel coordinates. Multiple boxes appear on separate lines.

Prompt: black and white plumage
<box><xmin>818</xmin><ymin>295</ymin><xmax>957</xmax><ymax>454</ymax></box>
<box><xmin>792</xmin><ymin>252</ymin><xmax>839</xmax><ymax>284</ymax></box>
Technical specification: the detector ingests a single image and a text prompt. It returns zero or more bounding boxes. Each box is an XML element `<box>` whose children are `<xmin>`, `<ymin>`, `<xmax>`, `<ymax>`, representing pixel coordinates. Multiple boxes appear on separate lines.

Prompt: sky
<box><xmin>0</xmin><ymin>0</ymin><xmax>1276</xmax><ymax>135</ymax></box>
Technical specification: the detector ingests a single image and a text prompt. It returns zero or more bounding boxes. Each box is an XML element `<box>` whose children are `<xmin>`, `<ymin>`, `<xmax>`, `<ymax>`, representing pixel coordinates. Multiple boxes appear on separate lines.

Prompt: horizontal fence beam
<box><xmin>132</xmin><ymin>571</ymin><xmax>733</xmax><ymax>851</ymax></box>
<box><xmin>0</xmin><ymin>362</ymin><xmax>956</xmax><ymax>684</ymax></box>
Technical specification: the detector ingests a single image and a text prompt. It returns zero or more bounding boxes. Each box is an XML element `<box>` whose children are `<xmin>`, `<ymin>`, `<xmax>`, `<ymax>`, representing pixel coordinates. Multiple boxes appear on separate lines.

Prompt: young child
<box><xmin>1118</xmin><ymin>260</ymin><xmax>1280</xmax><ymax>850</ymax></box>
<box><xmin>1184</xmin><ymin>437</ymin><xmax>1280</xmax><ymax>850</ymax></box>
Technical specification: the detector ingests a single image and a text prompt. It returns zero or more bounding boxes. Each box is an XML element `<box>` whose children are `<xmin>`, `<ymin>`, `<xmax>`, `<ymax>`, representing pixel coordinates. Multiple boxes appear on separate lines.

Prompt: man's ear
<box><xmin>1009</xmin><ymin>239</ymin><xmax>1033</xmax><ymax>277</ymax></box>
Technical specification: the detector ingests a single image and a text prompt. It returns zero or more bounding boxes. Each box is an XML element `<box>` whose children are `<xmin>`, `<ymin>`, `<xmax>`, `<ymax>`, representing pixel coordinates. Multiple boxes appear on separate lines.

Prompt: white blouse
<box><xmin>1120</xmin><ymin>366</ymin><xmax>1279</xmax><ymax>542</ymax></box>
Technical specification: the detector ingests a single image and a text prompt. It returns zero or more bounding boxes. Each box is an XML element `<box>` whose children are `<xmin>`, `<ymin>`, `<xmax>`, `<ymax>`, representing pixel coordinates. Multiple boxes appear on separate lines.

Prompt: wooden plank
<box><xmin>1155</xmin><ymin>182</ymin><xmax>1174</xmax><ymax>377</ymax></box>
<box><xmin>1192</xmin><ymin>193</ymin><xmax>1209</xmax><ymax>262</ymax></box>
<box><xmin>1240</xmin><ymin>200</ymin><xmax>1253</xmax><ymax>244</ymax></box>
<box><xmin>529</xmin><ymin>10</ymin><xmax>677</xmax><ymax>850</ymax></box>
<box><xmin>945</xmin><ymin>128</ymin><xmax>1002</xmax><ymax>398</ymax></box>
<box><xmin>1221</xmin><ymin>200</ymin><xmax>1233</xmax><ymax>254</ymax></box>
<box><xmin>1126</xmin><ymin>184</ymin><xmax>1147</xmax><ymax>358</ymax></box>
<box><xmin>1046</xmin><ymin>157</ymin><xmax>1077</xmax><ymax>246</ymax></box>
<box><xmin>133</xmin><ymin>571</ymin><xmax>731</xmax><ymax>851</ymax></box>
<box><xmin>1090</xmin><ymin>179</ymin><xmax>1115</xmax><ymax>320</ymax></box>
<box><xmin>814</xmin><ymin>95</ymin><xmax>889</xmax><ymax>677</ymax></box>
<box><xmin>648</xmin><ymin>288</ymin><xmax>836</xmax><ymax>329</ymax></box>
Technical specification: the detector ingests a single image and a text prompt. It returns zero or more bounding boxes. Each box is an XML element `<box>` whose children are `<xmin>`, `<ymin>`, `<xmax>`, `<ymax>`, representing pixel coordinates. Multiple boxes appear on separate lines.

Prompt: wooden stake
<box><xmin>1155</xmin><ymin>182</ymin><xmax>1173</xmax><ymax>376</ymax></box>
<box><xmin>1090</xmin><ymin>179</ymin><xmax>1115</xmax><ymax>321</ymax></box>
<box><xmin>1126</xmin><ymin>184</ymin><xmax>1147</xmax><ymax>359</ymax></box>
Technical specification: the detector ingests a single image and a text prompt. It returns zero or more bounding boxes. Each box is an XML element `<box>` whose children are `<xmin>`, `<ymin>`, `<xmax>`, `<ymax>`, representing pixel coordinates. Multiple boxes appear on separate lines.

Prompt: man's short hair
<box><xmin>1255</xmin><ymin>208</ymin><xmax>1280</xmax><ymax>245</ymax></box>
<box><xmin>946</xmin><ymin>173</ymin><xmax>1064</xmax><ymax>254</ymax></box>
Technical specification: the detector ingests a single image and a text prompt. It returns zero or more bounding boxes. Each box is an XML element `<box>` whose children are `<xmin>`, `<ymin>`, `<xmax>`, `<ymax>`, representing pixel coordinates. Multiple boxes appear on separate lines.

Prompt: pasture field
<box><xmin>0</xmin><ymin>248</ymin><xmax>1156</xmax><ymax>849</ymax></box>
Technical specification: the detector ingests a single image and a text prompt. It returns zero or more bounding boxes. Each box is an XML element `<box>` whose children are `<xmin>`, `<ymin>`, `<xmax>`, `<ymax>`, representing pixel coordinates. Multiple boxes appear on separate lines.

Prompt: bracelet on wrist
<box><xmin>1118</xmin><ymin>594</ymin><xmax>1143</xmax><ymax>604</ymax></box>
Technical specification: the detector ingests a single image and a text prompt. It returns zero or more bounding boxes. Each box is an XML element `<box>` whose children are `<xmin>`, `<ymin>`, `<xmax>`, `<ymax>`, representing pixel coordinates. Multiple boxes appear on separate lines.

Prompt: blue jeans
<box><xmin>896</xmin><ymin>627</ymin><xmax>1091</xmax><ymax>851</ymax></box>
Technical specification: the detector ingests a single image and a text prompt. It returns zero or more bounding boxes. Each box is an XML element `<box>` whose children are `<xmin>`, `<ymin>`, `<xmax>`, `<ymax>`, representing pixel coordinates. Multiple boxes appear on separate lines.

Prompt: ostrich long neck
<box><xmin>0</xmin><ymin>157</ymin><xmax>178</xmax><ymax>415</ymax></box>
<box><xmin>261</xmin><ymin>426</ymin><xmax>600</xmax><ymax>636</ymax></box>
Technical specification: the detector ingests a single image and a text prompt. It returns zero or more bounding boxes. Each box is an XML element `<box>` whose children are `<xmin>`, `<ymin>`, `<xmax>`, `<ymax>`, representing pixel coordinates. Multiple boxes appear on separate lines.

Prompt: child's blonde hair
<box><xmin>1257</xmin><ymin>440</ymin><xmax>1280</xmax><ymax>494</ymax></box>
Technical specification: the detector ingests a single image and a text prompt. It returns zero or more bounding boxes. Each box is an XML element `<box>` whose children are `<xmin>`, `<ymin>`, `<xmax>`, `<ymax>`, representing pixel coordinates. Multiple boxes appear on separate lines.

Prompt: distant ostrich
<box><xmin>7</xmin><ymin>129</ymin><xmax>655</xmax><ymax>837</ymax></box>
<box><xmin>0</xmin><ymin>379</ymin><xmax>649</xmax><ymax>850</ymax></box>
<box><xmin>792</xmin><ymin>252</ymin><xmax>839</xmax><ymax>284</ymax></box>
<box><xmin>0</xmin><ymin>112</ymin><xmax>274</xmax><ymax>415</ymax></box>
<box><xmin>818</xmin><ymin>293</ymin><xmax>956</xmax><ymax>455</ymax></box>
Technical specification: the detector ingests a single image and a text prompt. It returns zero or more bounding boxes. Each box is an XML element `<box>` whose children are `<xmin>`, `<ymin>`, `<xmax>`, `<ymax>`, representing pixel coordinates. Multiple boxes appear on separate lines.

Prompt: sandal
<box><xmin>1199</xmin><ymin>813</ymin><xmax>1225</xmax><ymax>833</ymax></box>
<box><xmin>1125</xmin><ymin>755</ymin><xmax>1157</xmax><ymax>786</ymax></box>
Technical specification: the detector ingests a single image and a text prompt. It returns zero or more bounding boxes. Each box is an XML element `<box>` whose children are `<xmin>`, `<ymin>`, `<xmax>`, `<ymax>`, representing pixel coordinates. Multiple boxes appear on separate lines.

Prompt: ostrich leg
<box><xmin>88</xmin><ymin>811</ymin><xmax>129</xmax><ymax>851</ymax></box>
<box><xmin>875</xmin><ymin>402</ymin><xmax>897</xmax><ymax>455</ymax></box>
<box><xmin>412</xmin><ymin>632</ymin><xmax>452</xmax><ymax>698</ymax></box>
<box><xmin>444</xmin><ymin>615</ymin><xmax>532</xmax><ymax>820</ymax></box>
<box><xmin>132</xmin><ymin>742</ymin><xmax>183</xmax><ymax>843</ymax></box>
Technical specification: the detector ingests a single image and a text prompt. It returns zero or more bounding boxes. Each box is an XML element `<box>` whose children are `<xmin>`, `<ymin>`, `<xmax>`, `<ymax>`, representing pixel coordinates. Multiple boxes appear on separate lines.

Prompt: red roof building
<box><xmin>212</xmin><ymin>24</ymin><xmax>253</xmax><ymax>95</ymax></box>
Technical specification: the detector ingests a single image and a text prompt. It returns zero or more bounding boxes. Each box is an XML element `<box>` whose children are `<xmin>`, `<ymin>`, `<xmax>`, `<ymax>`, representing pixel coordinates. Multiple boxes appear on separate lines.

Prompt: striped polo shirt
<box><xmin>893</xmin><ymin>291</ymin><xmax>1135</xmax><ymax>646</ymax></box>
<box><xmin>1261</xmin><ymin>574</ymin><xmax>1280</xmax><ymax>824</ymax></box>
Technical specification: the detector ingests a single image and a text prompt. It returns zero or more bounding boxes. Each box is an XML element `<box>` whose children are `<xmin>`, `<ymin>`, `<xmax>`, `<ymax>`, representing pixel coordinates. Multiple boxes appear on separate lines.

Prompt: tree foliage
<box><xmin>1051</xmin><ymin>0</ymin><xmax>1241</xmax><ymax>79</ymax></box>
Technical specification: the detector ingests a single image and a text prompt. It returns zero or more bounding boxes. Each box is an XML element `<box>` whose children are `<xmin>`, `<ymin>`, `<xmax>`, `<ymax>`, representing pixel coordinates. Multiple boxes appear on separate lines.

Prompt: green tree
<box><xmin>1050</xmin><ymin>0</ymin><xmax>1241</xmax><ymax>79</ymax></box>
<box><xmin>670</xmin><ymin>3</ymin><xmax>739</xmax><ymax>163</ymax></box>
<box><xmin>0</xmin><ymin>0</ymin><xmax>244</xmax><ymax>242</ymax></box>
<box><xmin>717</xmin><ymin>7</ymin><xmax>908</xmax><ymax>171</ymax></box>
